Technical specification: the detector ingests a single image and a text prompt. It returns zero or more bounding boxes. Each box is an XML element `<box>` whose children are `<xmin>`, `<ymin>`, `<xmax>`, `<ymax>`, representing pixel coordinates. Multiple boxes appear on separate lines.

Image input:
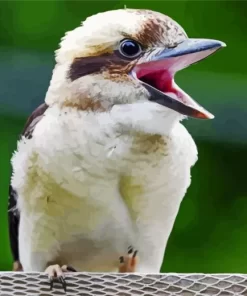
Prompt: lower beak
<box><xmin>132</xmin><ymin>38</ymin><xmax>226</xmax><ymax>119</ymax></box>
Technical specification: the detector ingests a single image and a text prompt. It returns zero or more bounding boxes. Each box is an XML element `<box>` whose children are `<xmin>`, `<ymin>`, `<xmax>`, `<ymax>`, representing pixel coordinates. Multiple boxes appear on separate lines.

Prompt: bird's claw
<box><xmin>119</xmin><ymin>245</ymin><xmax>138</xmax><ymax>272</ymax></box>
<box><xmin>66</xmin><ymin>265</ymin><xmax>77</xmax><ymax>272</ymax></box>
<box><xmin>45</xmin><ymin>264</ymin><xmax>76</xmax><ymax>292</ymax></box>
<box><xmin>58</xmin><ymin>276</ymin><xmax>67</xmax><ymax>292</ymax></box>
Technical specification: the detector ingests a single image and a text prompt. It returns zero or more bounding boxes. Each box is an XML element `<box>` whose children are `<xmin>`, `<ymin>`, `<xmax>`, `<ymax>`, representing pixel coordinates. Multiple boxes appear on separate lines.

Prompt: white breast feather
<box><xmin>11</xmin><ymin>105</ymin><xmax>198</xmax><ymax>272</ymax></box>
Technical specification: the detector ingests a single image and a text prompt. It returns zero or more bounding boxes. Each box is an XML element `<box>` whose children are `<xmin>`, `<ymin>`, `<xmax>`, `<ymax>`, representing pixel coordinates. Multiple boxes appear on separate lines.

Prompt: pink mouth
<box><xmin>132</xmin><ymin>48</ymin><xmax>222</xmax><ymax>119</ymax></box>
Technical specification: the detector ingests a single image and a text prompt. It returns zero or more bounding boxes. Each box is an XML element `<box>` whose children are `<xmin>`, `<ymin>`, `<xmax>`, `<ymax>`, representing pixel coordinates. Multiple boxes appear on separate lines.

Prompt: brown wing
<box><xmin>21</xmin><ymin>103</ymin><xmax>49</xmax><ymax>139</ymax></box>
<box><xmin>8</xmin><ymin>103</ymin><xmax>48</xmax><ymax>270</ymax></box>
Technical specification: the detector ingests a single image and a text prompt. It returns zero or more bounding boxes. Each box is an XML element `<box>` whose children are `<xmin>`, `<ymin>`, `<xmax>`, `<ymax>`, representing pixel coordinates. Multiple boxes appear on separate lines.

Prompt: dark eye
<box><xmin>119</xmin><ymin>39</ymin><xmax>142</xmax><ymax>59</ymax></box>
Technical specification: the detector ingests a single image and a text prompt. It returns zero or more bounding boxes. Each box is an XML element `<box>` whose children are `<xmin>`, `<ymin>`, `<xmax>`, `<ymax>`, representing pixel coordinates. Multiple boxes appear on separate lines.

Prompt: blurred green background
<box><xmin>0</xmin><ymin>0</ymin><xmax>247</xmax><ymax>273</ymax></box>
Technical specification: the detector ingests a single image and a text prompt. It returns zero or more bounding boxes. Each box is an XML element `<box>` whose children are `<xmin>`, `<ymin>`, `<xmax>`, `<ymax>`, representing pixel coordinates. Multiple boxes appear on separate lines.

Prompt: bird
<box><xmin>8</xmin><ymin>8</ymin><xmax>226</xmax><ymax>292</ymax></box>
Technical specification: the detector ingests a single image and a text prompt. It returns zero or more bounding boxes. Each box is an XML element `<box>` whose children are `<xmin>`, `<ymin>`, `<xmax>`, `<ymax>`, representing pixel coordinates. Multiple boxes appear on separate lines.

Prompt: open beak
<box><xmin>132</xmin><ymin>38</ymin><xmax>226</xmax><ymax>119</ymax></box>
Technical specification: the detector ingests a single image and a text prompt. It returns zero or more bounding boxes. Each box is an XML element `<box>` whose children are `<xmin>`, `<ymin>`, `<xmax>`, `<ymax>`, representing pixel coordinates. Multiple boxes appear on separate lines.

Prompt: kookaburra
<box><xmin>8</xmin><ymin>8</ymin><xmax>225</xmax><ymax>291</ymax></box>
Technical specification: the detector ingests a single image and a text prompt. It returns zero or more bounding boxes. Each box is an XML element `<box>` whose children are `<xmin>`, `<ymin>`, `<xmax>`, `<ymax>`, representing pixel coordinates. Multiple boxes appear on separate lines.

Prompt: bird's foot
<box><xmin>118</xmin><ymin>246</ymin><xmax>138</xmax><ymax>272</ymax></box>
<box><xmin>45</xmin><ymin>264</ymin><xmax>77</xmax><ymax>292</ymax></box>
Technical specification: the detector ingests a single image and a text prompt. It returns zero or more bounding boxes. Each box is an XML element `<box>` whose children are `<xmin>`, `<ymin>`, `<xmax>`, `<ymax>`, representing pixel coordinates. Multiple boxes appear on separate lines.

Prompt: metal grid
<box><xmin>1</xmin><ymin>272</ymin><xmax>247</xmax><ymax>296</ymax></box>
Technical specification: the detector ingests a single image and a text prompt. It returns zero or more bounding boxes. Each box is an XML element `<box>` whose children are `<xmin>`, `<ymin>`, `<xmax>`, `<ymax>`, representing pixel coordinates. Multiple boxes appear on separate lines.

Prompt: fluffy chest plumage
<box><xmin>12</xmin><ymin>107</ymin><xmax>198</xmax><ymax>272</ymax></box>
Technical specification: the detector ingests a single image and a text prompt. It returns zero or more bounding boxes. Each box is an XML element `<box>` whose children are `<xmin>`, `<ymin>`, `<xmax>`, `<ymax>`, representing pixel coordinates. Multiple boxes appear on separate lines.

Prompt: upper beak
<box><xmin>132</xmin><ymin>38</ymin><xmax>226</xmax><ymax>119</ymax></box>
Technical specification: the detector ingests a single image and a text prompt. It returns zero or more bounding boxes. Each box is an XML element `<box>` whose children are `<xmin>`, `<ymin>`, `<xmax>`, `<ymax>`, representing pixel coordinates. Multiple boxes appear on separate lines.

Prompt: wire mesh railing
<box><xmin>1</xmin><ymin>272</ymin><xmax>247</xmax><ymax>296</ymax></box>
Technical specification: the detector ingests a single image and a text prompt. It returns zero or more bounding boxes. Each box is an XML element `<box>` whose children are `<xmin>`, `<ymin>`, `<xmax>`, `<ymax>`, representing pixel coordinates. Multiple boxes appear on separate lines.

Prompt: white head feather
<box><xmin>45</xmin><ymin>9</ymin><xmax>187</xmax><ymax>135</ymax></box>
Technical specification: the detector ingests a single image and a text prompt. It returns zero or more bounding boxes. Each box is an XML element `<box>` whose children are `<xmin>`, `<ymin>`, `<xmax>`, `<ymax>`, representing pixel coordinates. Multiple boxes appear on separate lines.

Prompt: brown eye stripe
<box><xmin>68</xmin><ymin>51</ymin><xmax>133</xmax><ymax>82</ymax></box>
